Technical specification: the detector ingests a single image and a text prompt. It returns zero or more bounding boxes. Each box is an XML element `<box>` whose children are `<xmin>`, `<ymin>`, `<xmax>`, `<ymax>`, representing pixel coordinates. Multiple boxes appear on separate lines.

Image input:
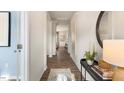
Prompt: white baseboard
<box><xmin>69</xmin><ymin>54</ymin><xmax>81</xmax><ymax>72</ymax></box>
<box><xmin>38</xmin><ymin>65</ymin><xmax>47</xmax><ymax>81</ymax></box>
<box><xmin>0</xmin><ymin>76</ymin><xmax>17</xmax><ymax>81</ymax></box>
<box><xmin>44</xmin><ymin>65</ymin><xmax>47</xmax><ymax>71</ymax></box>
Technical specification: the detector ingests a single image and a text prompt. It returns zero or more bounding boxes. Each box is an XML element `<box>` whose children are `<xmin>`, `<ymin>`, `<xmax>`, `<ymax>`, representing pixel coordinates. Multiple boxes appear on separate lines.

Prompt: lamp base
<box><xmin>112</xmin><ymin>67</ymin><xmax>124</xmax><ymax>81</ymax></box>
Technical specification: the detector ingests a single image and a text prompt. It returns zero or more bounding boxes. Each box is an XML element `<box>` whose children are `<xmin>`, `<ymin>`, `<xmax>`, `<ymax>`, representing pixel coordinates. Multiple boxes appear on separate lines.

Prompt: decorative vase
<box><xmin>87</xmin><ymin>60</ymin><xmax>93</xmax><ymax>65</ymax></box>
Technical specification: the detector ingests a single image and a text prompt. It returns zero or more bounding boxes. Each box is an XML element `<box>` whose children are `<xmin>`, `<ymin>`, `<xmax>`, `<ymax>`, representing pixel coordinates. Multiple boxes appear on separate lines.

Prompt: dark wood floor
<box><xmin>40</xmin><ymin>47</ymin><xmax>82</xmax><ymax>81</ymax></box>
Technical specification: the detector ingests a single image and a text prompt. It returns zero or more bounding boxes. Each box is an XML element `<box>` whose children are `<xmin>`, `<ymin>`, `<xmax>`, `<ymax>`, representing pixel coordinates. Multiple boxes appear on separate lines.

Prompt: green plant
<box><xmin>84</xmin><ymin>50</ymin><xmax>97</xmax><ymax>61</ymax></box>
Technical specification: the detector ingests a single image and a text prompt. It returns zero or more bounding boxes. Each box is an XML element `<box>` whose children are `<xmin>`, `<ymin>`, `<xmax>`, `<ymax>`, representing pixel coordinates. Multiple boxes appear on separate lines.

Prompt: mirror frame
<box><xmin>96</xmin><ymin>11</ymin><xmax>104</xmax><ymax>48</ymax></box>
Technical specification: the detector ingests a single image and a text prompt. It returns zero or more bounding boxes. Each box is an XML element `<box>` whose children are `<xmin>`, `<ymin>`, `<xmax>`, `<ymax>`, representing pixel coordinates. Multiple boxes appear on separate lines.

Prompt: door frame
<box><xmin>20</xmin><ymin>12</ymin><xmax>29</xmax><ymax>81</ymax></box>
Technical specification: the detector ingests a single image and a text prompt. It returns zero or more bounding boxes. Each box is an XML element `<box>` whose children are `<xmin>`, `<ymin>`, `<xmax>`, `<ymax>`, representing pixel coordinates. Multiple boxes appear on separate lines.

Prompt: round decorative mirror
<box><xmin>96</xmin><ymin>11</ymin><xmax>124</xmax><ymax>48</ymax></box>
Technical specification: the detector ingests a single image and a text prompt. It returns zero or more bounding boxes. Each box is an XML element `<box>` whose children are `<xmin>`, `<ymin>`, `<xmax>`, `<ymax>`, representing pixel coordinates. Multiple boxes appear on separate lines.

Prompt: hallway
<box><xmin>40</xmin><ymin>47</ymin><xmax>82</xmax><ymax>81</ymax></box>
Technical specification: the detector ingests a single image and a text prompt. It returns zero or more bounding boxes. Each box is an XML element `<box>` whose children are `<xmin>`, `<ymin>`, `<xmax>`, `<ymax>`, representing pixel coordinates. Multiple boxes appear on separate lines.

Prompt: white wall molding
<box><xmin>19</xmin><ymin>12</ymin><xmax>29</xmax><ymax>81</ymax></box>
<box><xmin>43</xmin><ymin>12</ymin><xmax>47</xmax><ymax>73</ymax></box>
<box><xmin>48</xmin><ymin>21</ymin><xmax>53</xmax><ymax>58</ymax></box>
<box><xmin>47</xmin><ymin>17</ymin><xmax>57</xmax><ymax>57</ymax></box>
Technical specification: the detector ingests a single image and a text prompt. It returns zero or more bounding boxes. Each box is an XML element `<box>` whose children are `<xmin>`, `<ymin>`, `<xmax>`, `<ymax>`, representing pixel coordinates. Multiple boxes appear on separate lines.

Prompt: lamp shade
<box><xmin>103</xmin><ymin>40</ymin><xmax>124</xmax><ymax>67</ymax></box>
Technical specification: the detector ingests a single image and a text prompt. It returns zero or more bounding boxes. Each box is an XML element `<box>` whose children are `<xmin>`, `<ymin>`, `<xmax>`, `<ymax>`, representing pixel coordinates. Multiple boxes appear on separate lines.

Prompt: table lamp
<box><xmin>103</xmin><ymin>40</ymin><xmax>124</xmax><ymax>81</ymax></box>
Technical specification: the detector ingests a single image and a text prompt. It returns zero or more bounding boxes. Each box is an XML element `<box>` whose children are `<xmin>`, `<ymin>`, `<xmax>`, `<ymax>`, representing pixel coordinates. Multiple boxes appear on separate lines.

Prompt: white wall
<box><xmin>112</xmin><ymin>12</ymin><xmax>124</xmax><ymax>39</ymax></box>
<box><xmin>69</xmin><ymin>13</ymin><xmax>77</xmax><ymax>62</ymax></box>
<box><xmin>68</xmin><ymin>26</ymin><xmax>72</xmax><ymax>55</ymax></box>
<box><xmin>52</xmin><ymin>21</ymin><xmax>57</xmax><ymax>55</ymax></box>
<box><xmin>47</xmin><ymin>14</ymin><xmax>52</xmax><ymax>57</ymax></box>
<box><xmin>47</xmin><ymin>14</ymin><xmax>57</xmax><ymax>57</ymax></box>
<box><xmin>69</xmin><ymin>11</ymin><xmax>102</xmax><ymax>80</ymax></box>
<box><xmin>28</xmin><ymin>12</ymin><xmax>47</xmax><ymax>81</ymax></box>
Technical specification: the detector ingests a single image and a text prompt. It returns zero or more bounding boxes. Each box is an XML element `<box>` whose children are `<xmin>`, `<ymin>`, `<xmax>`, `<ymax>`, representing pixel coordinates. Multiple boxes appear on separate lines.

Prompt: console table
<box><xmin>80</xmin><ymin>59</ymin><xmax>111</xmax><ymax>81</ymax></box>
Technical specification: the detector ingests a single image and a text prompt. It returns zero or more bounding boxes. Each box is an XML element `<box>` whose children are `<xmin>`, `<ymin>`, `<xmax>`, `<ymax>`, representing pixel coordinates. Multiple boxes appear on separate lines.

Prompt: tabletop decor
<box><xmin>84</xmin><ymin>45</ymin><xmax>97</xmax><ymax>65</ymax></box>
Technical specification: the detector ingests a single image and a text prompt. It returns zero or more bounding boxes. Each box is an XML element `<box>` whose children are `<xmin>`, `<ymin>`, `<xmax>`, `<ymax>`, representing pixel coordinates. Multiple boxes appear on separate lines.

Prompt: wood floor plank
<box><xmin>40</xmin><ymin>47</ymin><xmax>83</xmax><ymax>81</ymax></box>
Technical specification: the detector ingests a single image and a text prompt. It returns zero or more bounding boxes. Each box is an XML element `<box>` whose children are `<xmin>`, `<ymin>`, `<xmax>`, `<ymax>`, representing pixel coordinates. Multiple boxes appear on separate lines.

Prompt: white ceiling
<box><xmin>49</xmin><ymin>11</ymin><xmax>75</xmax><ymax>21</ymax></box>
<box><xmin>49</xmin><ymin>11</ymin><xmax>75</xmax><ymax>32</ymax></box>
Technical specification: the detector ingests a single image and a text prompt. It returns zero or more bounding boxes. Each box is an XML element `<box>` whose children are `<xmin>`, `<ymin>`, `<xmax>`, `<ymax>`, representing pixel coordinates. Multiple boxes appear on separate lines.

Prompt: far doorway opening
<box><xmin>56</xmin><ymin>24</ymin><xmax>69</xmax><ymax>50</ymax></box>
